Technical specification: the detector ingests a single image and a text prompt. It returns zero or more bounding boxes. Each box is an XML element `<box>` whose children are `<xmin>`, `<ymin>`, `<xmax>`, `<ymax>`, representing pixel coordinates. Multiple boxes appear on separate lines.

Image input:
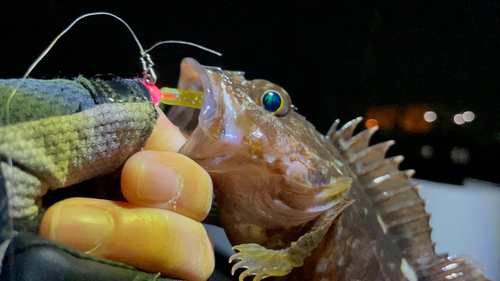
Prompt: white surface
<box><xmin>416</xmin><ymin>178</ymin><xmax>500</xmax><ymax>281</ymax></box>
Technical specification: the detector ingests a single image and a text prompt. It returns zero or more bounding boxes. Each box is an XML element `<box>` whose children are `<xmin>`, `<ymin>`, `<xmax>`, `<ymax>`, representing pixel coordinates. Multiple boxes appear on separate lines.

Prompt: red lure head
<box><xmin>141</xmin><ymin>81</ymin><xmax>161</xmax><ymax>104</ymax></box>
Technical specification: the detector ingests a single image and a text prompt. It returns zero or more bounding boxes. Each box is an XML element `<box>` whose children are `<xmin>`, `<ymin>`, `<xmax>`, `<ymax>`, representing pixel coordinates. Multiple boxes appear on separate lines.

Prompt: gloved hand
<box><xmin>0</xmin><ymin>77</ymin><xmax>214</xmax><ymax>280</ymax></box>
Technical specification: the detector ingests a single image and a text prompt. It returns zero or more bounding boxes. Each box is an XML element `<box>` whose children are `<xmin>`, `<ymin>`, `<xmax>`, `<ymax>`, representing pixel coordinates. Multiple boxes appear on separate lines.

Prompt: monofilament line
<box><xmin>3</xmin><ymin>12</ymin><xmax>145</xmax><ymax>126</ymax></box>
<box><xmin>4</xmin><ymin>12</ymin><xmax>223</xmax><ymax>126</ymax></box>
<box><xmin>144</xmin><ymin>40</ymin><xmax>222</xmax><ymax>57</ymax></box>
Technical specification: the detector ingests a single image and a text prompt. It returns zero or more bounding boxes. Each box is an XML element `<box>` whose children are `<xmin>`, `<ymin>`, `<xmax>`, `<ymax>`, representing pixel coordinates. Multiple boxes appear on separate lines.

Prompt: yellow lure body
<box><xmin>160</xmin><ymin>87</ymin><xmax>204</xmax><ymax>109</ymax></box>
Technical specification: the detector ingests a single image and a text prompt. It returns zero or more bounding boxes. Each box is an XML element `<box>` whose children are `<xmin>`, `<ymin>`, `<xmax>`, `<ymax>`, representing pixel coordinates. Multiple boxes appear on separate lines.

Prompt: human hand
<box><xmin>39</xmin><ymin>106</ymin><xmax>214</xmax><ymax>281</ymax></box>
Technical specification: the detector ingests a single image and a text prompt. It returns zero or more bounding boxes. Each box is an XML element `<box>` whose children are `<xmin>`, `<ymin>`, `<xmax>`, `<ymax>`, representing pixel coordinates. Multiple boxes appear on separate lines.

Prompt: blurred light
<box><xmin>400</xmin><ymin>106</ymin><xmax>432</xmax><ymax>133</ymax></box>
<box><xmin>463</xmin><ymin>111</ymin><xmax>475</xmax><ymax>122</ymax></box>
<box><xmin>424</xmin><ymin>111</ymin><xmax>437</xmax><ymax>122</ymax></box>
<box><xmin>366</xmin><ymin>119</ymin><xmax>378</xmax><ymax>129</ymax></box>
<box><xmin>365</xmin><ymin>106</ymin><xmax>397</xmax><ymax>130</ymax></box>
<box><xmin>421</xmin><ymin>145</ymin><xmax>434</xmax><ymax>159</ymax></box>
<box><xmin>453</xmin><ymin>114</ymin><xmax>465</xmax><ymax>125</ymax></box>
<box><xmin>450</xmin><ymin>147</ymin><xmax>470</xmax><ymax>165</ymax></box>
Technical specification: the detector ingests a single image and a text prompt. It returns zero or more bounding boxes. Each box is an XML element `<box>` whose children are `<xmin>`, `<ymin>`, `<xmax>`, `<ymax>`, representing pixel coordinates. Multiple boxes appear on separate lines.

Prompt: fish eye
<box><xmin>261</xmin><ymin>90</ymin><xmax>282</xmax><ymax>112</ymax></box>
<box><xmin>259</xmin><ymin>90</ymin><xmax>290</xmax><ymax>117</ymax></box>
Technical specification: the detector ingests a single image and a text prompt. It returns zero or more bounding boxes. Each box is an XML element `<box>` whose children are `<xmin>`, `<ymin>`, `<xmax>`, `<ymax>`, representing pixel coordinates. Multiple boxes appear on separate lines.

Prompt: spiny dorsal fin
<box><xmin>332</xmin><ymin>117</ymin><xmax>362</xmax><ymax>143</ymax></box>
<box><xmin>356</xmin><ymin>155</ymin><xmax>405</xmax><ymax>178</ymax></box>
<box><xmin>327</xmin><ymin>117</ymin><xmax>490</xmax><ymax>280</ymax></box>
<box><xmin>339</xmin><ymin>125</ymin><xmax>379</xmax><ymax>156</ymax></box>
<box><xmin>420</xmin><ymin>255</ymin><xmax>490</xmax><ymax>281</ymax></box>
<box><xmin>347</xmin><ymin>140</ymin><xmax>395</xmax><ymax>168</ymax></box>
<box><xmin>326</xmin><ymin>119</ymin><xmax>340</xmax><ymax>139</ymax></box>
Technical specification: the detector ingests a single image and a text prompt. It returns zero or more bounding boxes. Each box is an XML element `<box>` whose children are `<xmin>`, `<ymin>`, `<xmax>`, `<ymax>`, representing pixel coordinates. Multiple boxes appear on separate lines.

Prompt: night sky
<box><xmin>1</xmin><ymin>1</ymin><xmax>499</xmax><ymax>183</ymax></box>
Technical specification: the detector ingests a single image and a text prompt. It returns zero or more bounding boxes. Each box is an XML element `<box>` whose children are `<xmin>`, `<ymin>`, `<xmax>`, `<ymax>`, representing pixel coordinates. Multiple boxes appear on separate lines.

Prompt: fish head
<box><xmin>178</xmin><ymin>58</ymin><xmax>352</xmax><ymax>228</ymax></box>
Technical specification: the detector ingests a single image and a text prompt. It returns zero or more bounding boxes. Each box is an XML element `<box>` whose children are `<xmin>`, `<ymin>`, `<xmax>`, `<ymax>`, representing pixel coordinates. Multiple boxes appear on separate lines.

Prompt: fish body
<box><xmin>172</xmin><ymin>58</ymin><xmax>488</xmax><ymax>281</ymax></box>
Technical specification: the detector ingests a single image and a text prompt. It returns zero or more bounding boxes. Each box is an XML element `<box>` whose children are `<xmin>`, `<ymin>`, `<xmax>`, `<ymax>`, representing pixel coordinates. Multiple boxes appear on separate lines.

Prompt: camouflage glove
<box><xmin>0</xmin><ymin>77</ymin><xmax>181</xmax><ymax>280</ymax></box>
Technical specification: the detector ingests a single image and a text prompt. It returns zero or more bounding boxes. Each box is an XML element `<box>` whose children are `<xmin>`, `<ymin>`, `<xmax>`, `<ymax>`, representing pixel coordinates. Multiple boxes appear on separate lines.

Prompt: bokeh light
<box><xmin>400</xmin><ymin>106</ymin><xmax>433</xmax><ymax>133</ymax></box>
<box><xmin>463</xmin><ymin>111</ymin><xmax>475</xmax><ymax>122</ymax></box>
<box><xmin>450</xmin><ymin>147</ymin><xmax>470</xmax><ymax>165</ymax></box>
<box><xmin>424</xmin><ymin>111</ymin><xmax>437</xmax><ymax>123</ymax></box>
<box><xmin>454</xmin><ymin>114</ymin><xmax>465</xmax><ymax>125</ymax></box>
<box><xmin>365</xmin><ymin>106</ymin><xmax>397</xmax><ymax>130</ymax></box>
<box><xmin>365</xmin><ymin>119</ymin><xmax>379</xmax><ymax>128</ymax></box>
<box><xmin>421</xmin><ymin>145</ymin><xmax>434</xmax><ymax>159</ymax></box>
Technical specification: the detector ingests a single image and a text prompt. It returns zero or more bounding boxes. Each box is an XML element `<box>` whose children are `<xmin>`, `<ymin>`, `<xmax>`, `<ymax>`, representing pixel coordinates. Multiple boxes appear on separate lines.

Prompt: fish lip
<box><xmin>180</xmin><ymin>58</ymin><xmax>247</xmax><ymax>144</ymax></box>
<box><xmin>178</xmin><ymin>57</ymin><xmax>217</xmax><ymax>122</ymax></box>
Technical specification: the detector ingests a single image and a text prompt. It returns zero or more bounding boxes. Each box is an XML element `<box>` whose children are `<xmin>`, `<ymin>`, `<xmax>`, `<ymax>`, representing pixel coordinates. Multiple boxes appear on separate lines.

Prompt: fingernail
<box><xmin>136</xmin><ymin>158</ymin><xmax>180</xmax><ymax>202</ymax></box>
<box><xmin>49</xmin><ymin>203</ymin><xmax>113</xmax><ymax>253</ymax></box>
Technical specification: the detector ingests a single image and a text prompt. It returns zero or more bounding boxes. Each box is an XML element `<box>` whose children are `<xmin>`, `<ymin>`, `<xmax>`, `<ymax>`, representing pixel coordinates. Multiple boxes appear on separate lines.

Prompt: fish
<box><xmin>168</xmin><ymin>58</ymin><xmax>490</xmax><ymax>281</ymax></box>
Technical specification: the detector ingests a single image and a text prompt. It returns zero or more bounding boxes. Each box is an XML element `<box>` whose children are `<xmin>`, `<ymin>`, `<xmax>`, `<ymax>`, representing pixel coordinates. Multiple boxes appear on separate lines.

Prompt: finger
<box><xmin>121</xmin><ymin>150</ymin><xmax>213</xmax><ymax>222</ymax></box>
<box><xmin>145</xmin><ymin>105</ymin><xmax>187</xmax><ymax>152</ymax></box>
<box><xmin>39</xmin><ymin>197</ymin><xmax>214</xmax><ymax>281</ymax></box>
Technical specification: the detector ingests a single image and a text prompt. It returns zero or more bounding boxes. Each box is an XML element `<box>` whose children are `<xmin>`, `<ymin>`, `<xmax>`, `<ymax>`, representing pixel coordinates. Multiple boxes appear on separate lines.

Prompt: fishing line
<box><xmin>4</xmin><ymin>12</ymin><xmax>142</xmax><ymax>126</ymax></box>
<box><xmin>4</xmin><ymin>12</ymin><xmax>222</xmax><ymax>126</ymax></box>
<box><xmin>144</xmin><ymin>40</ymin><xmax>222</xmax><ymax>56</ymax></box>
<box><xmin>141</xmin><ymin>40</ymin><xmax>222</xmax><ymax>84</ymax></box>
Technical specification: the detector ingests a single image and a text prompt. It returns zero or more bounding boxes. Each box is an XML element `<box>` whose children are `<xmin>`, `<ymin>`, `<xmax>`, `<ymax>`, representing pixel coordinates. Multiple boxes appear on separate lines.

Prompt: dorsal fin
<box><xmin>328</xmin><ymin>117</ymin><xmax>489</xmax><ymax>280</ymax></box>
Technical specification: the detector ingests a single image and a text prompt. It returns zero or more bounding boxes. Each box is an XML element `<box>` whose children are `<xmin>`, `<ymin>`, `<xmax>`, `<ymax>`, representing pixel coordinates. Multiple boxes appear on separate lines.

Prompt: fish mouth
<box><xmin>177</xmin><ymin>58</ymin><xmax>247</xmax><ymax>141</ymax></box>
<box><xmin>177</xmin><ymin>58</ymin><xmax>218</xmax><ymax>125</ymax></box>
<box><xmin>177</xmin><ymin>58</ymin><xmax>246</xmax><ymax>160</ymax></box>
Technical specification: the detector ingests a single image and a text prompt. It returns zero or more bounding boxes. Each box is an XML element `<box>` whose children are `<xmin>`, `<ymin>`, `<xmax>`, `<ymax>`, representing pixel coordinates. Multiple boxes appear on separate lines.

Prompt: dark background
<box><xmin>1</xmin><ymin>1</ymin><xmax>499</xmax><ymax>184</ymax></box>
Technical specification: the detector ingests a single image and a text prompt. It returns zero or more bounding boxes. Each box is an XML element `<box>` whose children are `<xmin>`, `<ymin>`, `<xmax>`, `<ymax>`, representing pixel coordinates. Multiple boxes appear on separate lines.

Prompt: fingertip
<box><xmin>122</xmin><ymin>150</ymin><xmax>213</xmax><ymax>222</ymax></box>
<box><xmin>145</xmin><ymin>106</ymin><xmax>187</xmax><ymax>152</ymax></box>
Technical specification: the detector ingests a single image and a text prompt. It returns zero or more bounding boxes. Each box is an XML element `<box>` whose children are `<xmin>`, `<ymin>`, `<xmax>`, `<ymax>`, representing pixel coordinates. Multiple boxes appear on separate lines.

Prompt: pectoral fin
<box><xmin>229</xmin><ymin>199</ymin><xmax>355</xmax><ymax>281</ymax></box>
